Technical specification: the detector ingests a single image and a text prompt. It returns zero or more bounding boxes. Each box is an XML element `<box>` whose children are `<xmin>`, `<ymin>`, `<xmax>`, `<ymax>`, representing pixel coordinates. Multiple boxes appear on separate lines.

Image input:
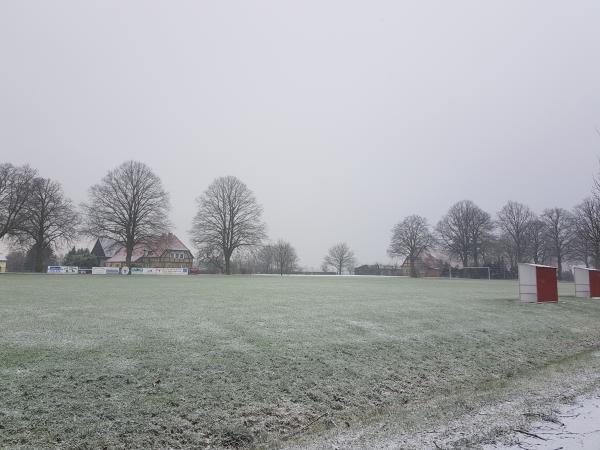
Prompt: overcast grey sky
<box><xmin>1</xmin><ymin>1</ymin><xmax>599</xmax><ymax>268</ymax></box>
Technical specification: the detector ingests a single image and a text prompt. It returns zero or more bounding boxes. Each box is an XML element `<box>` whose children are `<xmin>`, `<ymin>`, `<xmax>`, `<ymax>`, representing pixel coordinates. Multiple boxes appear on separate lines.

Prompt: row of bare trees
<box><xmin>1</xmin><ymin>161</ymin><xmax>172</xmax><ymax>272</ymax></box>
<box><xmin>252</xmin><ymin>241</ymin><xmax>300</xmax><ymax>275</ymax></box>
<box><xmin>1</xmin><ymin>160</ymin><xmax>297</xmax><ymax>275</ymax></box>
<box><xmin>0</xmin><ymin>163</ymin><xmax>79</xmax><ymax>272</ymax></box>
<box><xmin>4</xmin><ymin>158</ymin><xmax>600</xmax><ymax>277</ymax></box>
<box><xmin>194</xmin><ymin>241</ymin><xmax>301</xmax><ymax>275</ymax></box>
<box><xmin>388</xmin><ymin>195</ymin><xmax>600</xmax><ymax>278</ymax></box>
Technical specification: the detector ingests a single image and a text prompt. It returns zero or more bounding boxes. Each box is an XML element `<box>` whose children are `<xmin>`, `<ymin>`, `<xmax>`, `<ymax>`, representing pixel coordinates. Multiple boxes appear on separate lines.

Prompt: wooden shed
<box><xmin>518</xmin><ymin>263</ymin><xmax>558</xmax><ymax>303</ymax></box>
<box><xmin>573</xmin><ymin>266</ymin><xmax>600</xmax><ymax>298</ymax></box>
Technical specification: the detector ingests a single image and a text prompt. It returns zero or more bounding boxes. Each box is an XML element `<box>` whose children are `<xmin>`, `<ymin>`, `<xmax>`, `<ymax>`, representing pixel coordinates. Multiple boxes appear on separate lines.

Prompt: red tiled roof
<box><xmin>401</xmin><ymin>252</ymin><xmax>444</xmax><ymax>269</ymax></box>
<box><xmin>97</xmin><ymin>238</ymin><xmax>121</xmax><ymax>258</ymax></box>
<box><xmin>104</xmin><ymin>233</ymin><xmax>191</xmax><ymax>264</ymax></box>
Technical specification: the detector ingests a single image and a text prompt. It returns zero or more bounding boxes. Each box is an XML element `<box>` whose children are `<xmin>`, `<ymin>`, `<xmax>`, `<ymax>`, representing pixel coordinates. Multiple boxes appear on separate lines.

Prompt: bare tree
<box><xmin>496</xmin><ymin>234</ymin><xmax>518</xmax><ymax>275</ymax></box>
<box><xmin>323</xmin><ymin>242</ymin><xmax>355</xmax><ymax>275</ymax></box>
<box><xmin>6</xmin><ymin>250</ymin><xmax>26</xmax><ymax>272</ymax></box>
<box><xmin>0</xmin><ymin>163</ymin><xmax>37</xmax><ymax>240</ymax></box>
<box><xmin>572</xmin><ymin>161</ymin><xmax>600</xmax><ymax>268</ymax></box>
<box><xmin>541</xmin><ymin>207</ymin><xmax>574</xmax><ymax>278</ymax></box>
<box><xmin>346</xmin><ymin>257</ymin><xmax>356</xmax><ymax>275</ymax></box>
<box><xmin>573</xmin><ymin>197</ymin><xmax>600</xmax><ymax>268</ymax></box>
<box><xmin>230</xmin><ymin>246</ymin><xmax>260</xmax><ymax>274</ymax></box>
<box><xmin>436</xmin><ymin>201</ymin><xmax>471</xmax><ymax>267</ymax></box>
<box><xmin>496</xmin><ymin>201</ymin><xmax>534</xmax><ymax>269</ymax></box>
<box><xmin>593</xmin><ymin>161</ymin><xmax>600</xmax><ymax>199</ymax></box>
<box><xmin>470</xmin><ymin>206</ymin><xmax>494</xmax><ymax>267</ymax></box>
<box><xmin>528</xmin><ymin>218</ymin><xmax>549</xmax><ymax>265</ymax></box>
<box><xmin>82</xmin><ymin>161</ymin><xmax>170</xmax><ymax>270</ymax></box>
<box><xmin>191</xmin><ymin>176</ymin><xmax>266</xmax><ymax>275</ymax></box>
<box><xmin>196</xmin><ymin>244</ymin><xmax>225</xmax><ymax>273</ymax></box>
<box><xmin>388</xmin><ymin>215</ymin><xmax>435</xmax><ymax>277</ymax></box>
<box><xmin>273</xmin><ymin>239</ymin><xmax>299</xmax><ymax>275</ymax></box>
<box><xmin>256</xmin><ymin>244</ymin><xmax>275</xmax><ymax>274</ymax></box>
<box><xmin>436</xmin><ymin>200</ymin><xmax>493</xmax><ymax>267</ymax></box>
<box><xmin>571</xmin><ymin>224</ymin><xmax>593</xmax><ymax>268</ymax></box>
<box><xmin>15</xmin><ymin>178</ymin><xmax>79</xmax><ymax>272</ymax></box>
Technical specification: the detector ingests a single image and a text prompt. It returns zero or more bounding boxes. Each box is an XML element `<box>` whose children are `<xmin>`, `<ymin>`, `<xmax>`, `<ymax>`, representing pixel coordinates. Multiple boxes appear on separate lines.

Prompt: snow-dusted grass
<box><xmin>1</xmin><ymin>274</ymin><xmax>600</xmax><ymax>449</ymax></box>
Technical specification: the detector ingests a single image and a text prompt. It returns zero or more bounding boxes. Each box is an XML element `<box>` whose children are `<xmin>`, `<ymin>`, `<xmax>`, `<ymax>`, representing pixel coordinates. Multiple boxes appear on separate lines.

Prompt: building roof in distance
<box><xmin>104</xmin><ymin>233</ymin><xmax>192</xmax><ymax>264</ymax></box>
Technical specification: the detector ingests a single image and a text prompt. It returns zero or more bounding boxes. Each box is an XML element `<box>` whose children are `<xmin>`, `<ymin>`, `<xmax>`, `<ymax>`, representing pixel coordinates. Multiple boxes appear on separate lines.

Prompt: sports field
<box><xmin>1</xmin><ymin>275</ymin><xmax>600</xmax><ymax>449</ymax></box>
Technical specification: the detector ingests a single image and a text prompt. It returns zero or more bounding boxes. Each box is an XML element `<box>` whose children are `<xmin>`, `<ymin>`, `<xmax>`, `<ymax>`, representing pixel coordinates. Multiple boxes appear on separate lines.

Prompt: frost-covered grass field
<box><xmin>1</xmin><ymin>274</ymin><xmax>600</xmax><ymax>449</ymax></box>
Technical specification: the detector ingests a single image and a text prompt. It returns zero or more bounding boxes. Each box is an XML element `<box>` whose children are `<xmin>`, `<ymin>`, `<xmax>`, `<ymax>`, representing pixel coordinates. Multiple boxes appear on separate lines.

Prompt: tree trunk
<box><xmin>224</xmin><ymin>252</ymin><xmax>231</xmax><ymax>275</ymax></box>
<box><xmin>557</xmin><ymin>254</ymin><xmax>563</xmax><ymax>280</ymax></box>
<box><xmin>125</xmin><ymin>244</ymin><xmax>133</xmax><ymax>275</ymax></box>
<box><xmin>473</xmin><ymin>248</ymin><xmax>479</xmax><ymax>267</ymax></box>
<box><xmin>35</xmin><ymin>245</ymin><xmax>44</xmax><ymax>273</ymax></box>
<box><xmin>409</xmin><ymin>255</ymin><xmax>418</xmax><ymax>278</ymax></box>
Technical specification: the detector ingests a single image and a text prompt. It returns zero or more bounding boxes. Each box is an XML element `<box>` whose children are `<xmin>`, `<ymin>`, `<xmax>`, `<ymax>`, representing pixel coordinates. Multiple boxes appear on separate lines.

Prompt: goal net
<box><xmin>450</xmin><ymin>266</ymin><xmax>491</xmax><ymax>280</ymax></box>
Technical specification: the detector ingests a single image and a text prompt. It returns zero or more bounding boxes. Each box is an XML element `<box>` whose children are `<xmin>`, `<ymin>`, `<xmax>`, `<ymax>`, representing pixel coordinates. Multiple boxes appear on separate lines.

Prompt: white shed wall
<box><xmin>519</xmin><ymin>264</ymin><xmax>538</xmax><ymax>303</ymax></box>
<box><xmin>574</xmin><ymin>267</ymin><xmax>591</xmax><ymax>298</ymax></box>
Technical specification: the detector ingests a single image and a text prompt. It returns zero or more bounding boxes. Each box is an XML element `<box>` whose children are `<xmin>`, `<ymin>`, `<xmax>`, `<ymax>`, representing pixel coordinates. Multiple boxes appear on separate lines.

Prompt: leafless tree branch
<box><xmin>388</xmin><ymin>215</ymin><xmax>434</xmax><ymax>277</ymax></box>
<box><xmin>190</xmin><ymin>176</ymin><xmax>266</xmax><ymax>274</ymax></box>
<box><xmin>81</xmin><ymin>160</ymin><xmax>171</xmax><ymax>270</ymax></box>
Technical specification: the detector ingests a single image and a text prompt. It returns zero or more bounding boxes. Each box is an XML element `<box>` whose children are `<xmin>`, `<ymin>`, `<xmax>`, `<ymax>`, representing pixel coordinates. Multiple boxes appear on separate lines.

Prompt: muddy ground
<box><xmin>287</xmin><ymin>350</ymin><xmax>600</xmax><ymax>449</ymax></box>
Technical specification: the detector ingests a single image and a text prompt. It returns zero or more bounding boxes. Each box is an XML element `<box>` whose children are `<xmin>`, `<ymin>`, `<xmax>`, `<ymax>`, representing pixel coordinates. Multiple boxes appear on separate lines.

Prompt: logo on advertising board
<box><xmin>92</xmin><ymin>267</ymin><xmax>189</xmax><ymax>275</ymax></box>
<box><xmin>47</xmin><ymin>266</ymin><xmax>79</xmax><ymax>274</ymax></box>
<box><xmin>128</xmin><ymin>267</ymin><xmax>189</xmax><ymax>275</ymax></box>
<box><xmin>92</xmin><ymin>267</ymin><xmax>125</xmax><ymax>275</ymax></box>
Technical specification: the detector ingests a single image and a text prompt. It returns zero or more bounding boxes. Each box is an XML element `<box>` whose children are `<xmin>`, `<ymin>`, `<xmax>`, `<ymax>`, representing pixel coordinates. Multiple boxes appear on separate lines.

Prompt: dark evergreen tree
<box><xmin>63</xmin><ymin>247</ymin><xmax>98</xmax><ymax>268</ymax></box>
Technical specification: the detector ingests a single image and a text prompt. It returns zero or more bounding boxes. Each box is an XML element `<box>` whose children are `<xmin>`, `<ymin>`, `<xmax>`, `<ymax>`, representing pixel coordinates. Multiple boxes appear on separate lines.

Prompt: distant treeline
<box><xmin>1</xmin><ymin>160</ymin><xmax>599</xmax><ymax>277</ymax></box>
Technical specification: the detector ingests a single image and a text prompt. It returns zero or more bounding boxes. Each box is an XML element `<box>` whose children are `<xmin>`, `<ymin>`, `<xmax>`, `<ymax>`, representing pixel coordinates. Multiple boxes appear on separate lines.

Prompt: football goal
<box><xmin>449</xmin><ymin>266</ymin><xmax>491</xmax><ymax>280</ymax></box>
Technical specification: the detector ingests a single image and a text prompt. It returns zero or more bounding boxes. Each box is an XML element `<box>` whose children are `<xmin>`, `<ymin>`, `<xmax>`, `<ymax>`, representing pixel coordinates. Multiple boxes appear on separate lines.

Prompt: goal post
<box><xmin>449</xmin><ymin>266</ymin><xmax>491</xmax><ymax>280</ymax></box>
